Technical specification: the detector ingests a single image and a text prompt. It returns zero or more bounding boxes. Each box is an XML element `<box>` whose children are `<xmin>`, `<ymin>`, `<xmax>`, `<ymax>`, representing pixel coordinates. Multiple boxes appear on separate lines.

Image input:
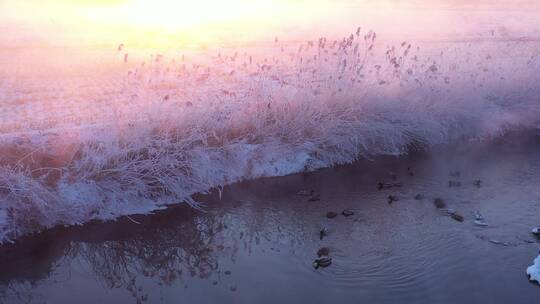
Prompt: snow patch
<box><xmin>527</xmin><ymin>254</ymin><xmax>540</xmax><ymax>284</ymax></box>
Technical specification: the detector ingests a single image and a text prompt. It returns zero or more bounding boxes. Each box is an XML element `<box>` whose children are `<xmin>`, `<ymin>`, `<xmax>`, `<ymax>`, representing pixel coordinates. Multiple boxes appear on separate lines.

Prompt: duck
<box><xmin>378</xmin><ymin>182</ymin><xmax>402</xmax><ymax>190</ymax></box>
<box><xmin>447</xmin><ymin>209</ymin><xmax>464</xmax><ymax>222</ymax></box>
<box><xmin>313</xmin><ymin>257</ymin><xmax>332</xmax><ymax>269</ymax></box>
<box><xmin>387</xmin><ymin>195</ymin><xmax>398</xmax><ymax>204</ymax></box>
<box><xmin>473</xmin><ymin>211</ymin><xmax>488</xmax><ymax>226</ymax></box>
<box><xmin>342</xmin><ymin>210</ymin><xmax>354</xmax><ymax>217</ymax></box>
<box><xmin>433</xmin><ymin>198</ymin><xmax>446</xmax><ymax>209</ymax></box>
<box><xmin>319</xmin><ymin>228</ymin><xmax>328</xmax><ymax>240</ymax></box>
<box><xmin>317</xmin><ymin>247</ymin><xmax>330</xmax><ymax>257</ymax></box>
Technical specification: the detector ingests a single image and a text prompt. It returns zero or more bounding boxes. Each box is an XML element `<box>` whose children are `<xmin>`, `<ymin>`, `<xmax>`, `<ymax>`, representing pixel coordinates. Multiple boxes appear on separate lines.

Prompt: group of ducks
<box><xmin>297</xmin><ymin>167</ymin><xmax>540</xmax><ymax>272</ymax></box>
<box><xmin>380</xmin><ymin>168</ymin><xmax>488</xmax><ymax>226</ymax></box>
<box><xmin>379</xmin><ymin>169</ymin><xmax>540</xmax><ymax>285</ymax></box>
<box><xmin>296</xmin><ymin>190</ymin><xmax>358</xmax><ymax>269</ymax></box>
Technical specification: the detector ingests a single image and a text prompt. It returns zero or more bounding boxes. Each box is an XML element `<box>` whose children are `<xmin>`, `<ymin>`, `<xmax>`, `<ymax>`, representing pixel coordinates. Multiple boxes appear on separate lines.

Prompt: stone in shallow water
<box><xmin>527</xmin><ymin>254</ymin><xmax>540</xmax><ymax>284</ymax></box>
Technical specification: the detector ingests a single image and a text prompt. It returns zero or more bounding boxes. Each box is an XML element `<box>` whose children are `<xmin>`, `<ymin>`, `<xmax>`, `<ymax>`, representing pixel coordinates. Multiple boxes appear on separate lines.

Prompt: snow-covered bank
<box><xmin>527</xmin><ymin>254</ymin><xmax>540</xmax><ymax>284</ymax></box>
<box><xmin>1</xmin><ymin>30</ymin><xmax>540</xmax><ymax>243</ymax></box>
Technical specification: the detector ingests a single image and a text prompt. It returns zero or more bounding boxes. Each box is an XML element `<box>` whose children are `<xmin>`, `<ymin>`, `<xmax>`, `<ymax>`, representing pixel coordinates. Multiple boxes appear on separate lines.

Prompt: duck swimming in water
<box><xmin>313</xmin><ymin>257</ymin><xmax>332</xmax><ymax>269</ymax></box>
<box><xmin>433</xmin><ymin>198</ymin><xmax>446</xmax><ymax>209</ymax></box>
<box><xmin>319</xmin><ymin>228</ymin><xmax>328</xmax><ymax>240</ymax></box>
<box><xmin>378</xmin><ymin>182</ymin><xmax>402</xmax><ymax>190</ymax></box>
<box><xmin>474</xmin><ymin>211</ymin><xmax>488</xmax><ymax>226</ymax></box>
<box><xmin>447</xmin><ymin>209</ymin><xmax>464</xmax><ymax>222</ymax></box>
<box><xmin>342</xmin><ymin>210</ymin><xmax>354</xmax><ymax>217</ymax></box>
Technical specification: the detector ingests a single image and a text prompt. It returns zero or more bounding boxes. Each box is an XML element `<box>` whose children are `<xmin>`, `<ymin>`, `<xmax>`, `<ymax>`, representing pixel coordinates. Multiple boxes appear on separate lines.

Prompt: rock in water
<box><xmin>342</xmin><ymin>210</ymin><xmax>354</xmax><ymax>217</ymax></box>
<box><xmin>434</xmin><ymin>198</ymin><xmax>446</xmax><ymax>209</ymax></box>
<box><xmin>527</xmin><ymin>254</ymin><xmax>540</xmax><ymax>284</ymax></box>
<box><xmin>313</xmin><ymin>257</ymin><xmax>332</xmax><ymax>269</ymax></box>
<box><xmin>326</xmin><ymin>212</ymin><xmax>338</xmax><ymax>219</ymax></box>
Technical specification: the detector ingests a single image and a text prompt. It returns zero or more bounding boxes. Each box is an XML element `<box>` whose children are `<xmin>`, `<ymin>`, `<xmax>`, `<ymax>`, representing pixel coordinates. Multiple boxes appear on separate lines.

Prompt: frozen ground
<box><xmin>0</xmin><ymin>3</ymin><xmax>540</xmax><ymax>243</ymax></box>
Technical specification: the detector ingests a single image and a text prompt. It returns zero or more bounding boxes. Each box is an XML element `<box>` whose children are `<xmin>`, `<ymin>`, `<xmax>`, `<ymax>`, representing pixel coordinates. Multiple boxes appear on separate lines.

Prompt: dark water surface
<box><xmin>1</xmin><ymin>133</ymin><xmax>540</xmax><ymax>304</ymax></box>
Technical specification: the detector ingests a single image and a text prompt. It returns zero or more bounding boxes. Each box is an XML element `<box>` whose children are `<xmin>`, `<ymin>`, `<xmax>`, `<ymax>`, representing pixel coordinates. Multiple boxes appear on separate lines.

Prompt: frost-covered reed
<box><xmin>1</xmin><ymin>29</ymin><xmax>539</xmax><ymax>243</ymax></box>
